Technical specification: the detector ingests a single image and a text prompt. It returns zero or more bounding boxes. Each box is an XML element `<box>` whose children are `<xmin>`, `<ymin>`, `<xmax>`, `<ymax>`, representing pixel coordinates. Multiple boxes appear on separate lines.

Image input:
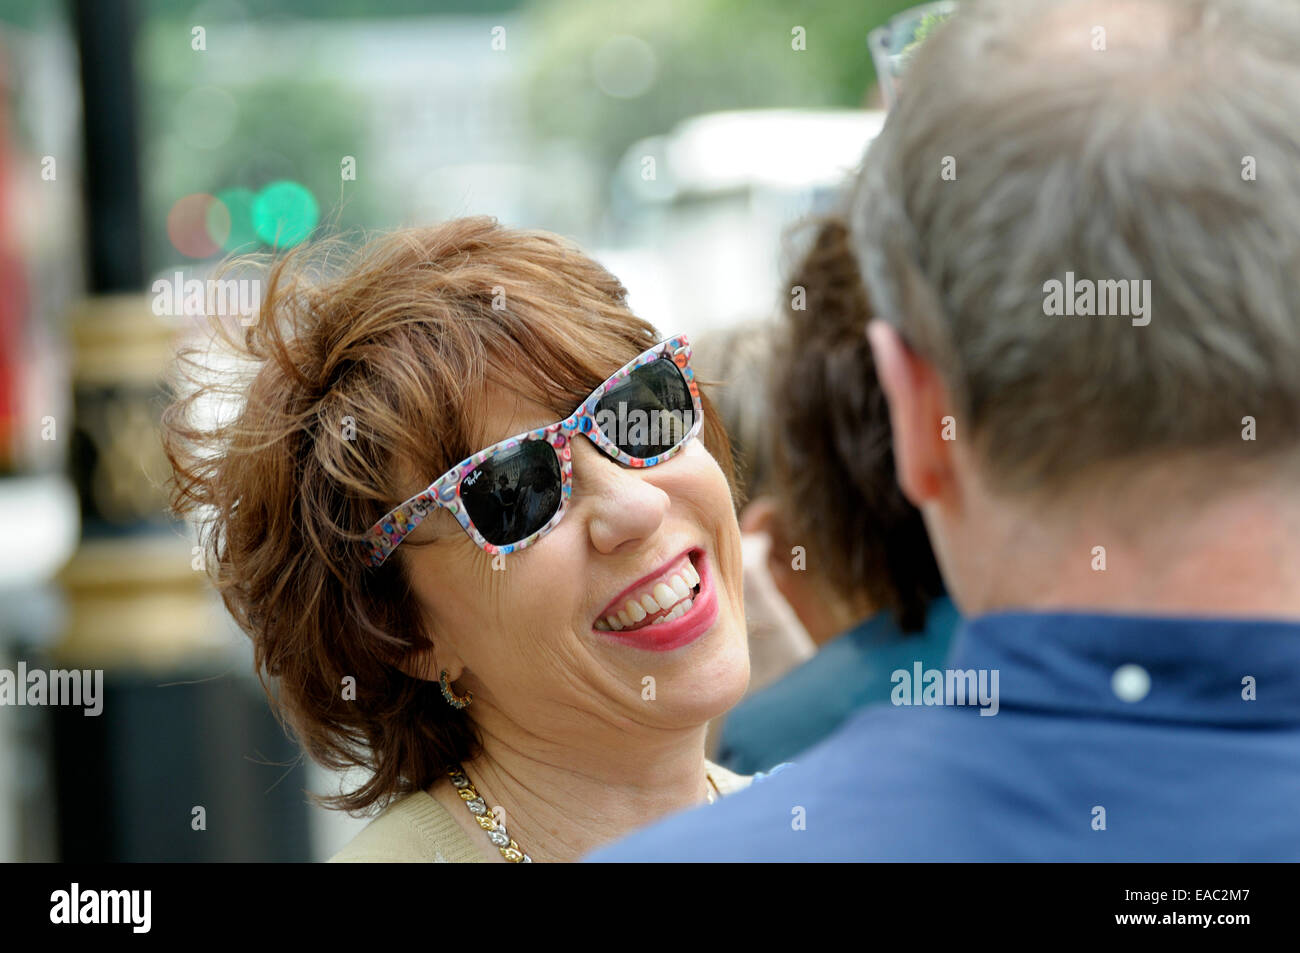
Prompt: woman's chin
<box><xmin>648</xmin><ymin>617</ymin><xmax>751</xmax><ymax>724</ymax></box>
<box><xmin>584</xmin><ymin>571</ymin><xmax>750</xmax><ymax>721</ymax></box>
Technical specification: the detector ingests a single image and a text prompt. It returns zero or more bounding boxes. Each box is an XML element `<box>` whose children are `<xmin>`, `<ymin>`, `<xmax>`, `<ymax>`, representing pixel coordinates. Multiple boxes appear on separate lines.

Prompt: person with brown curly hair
<box><xmin>712</xmin><ymin>216</ymin><xmax>956</xmax><ymax>775</ymax></box>
<box><xmin>162</xmin><ymin>217</ymin><xmax>753</xmax><ymax>862</ymax></box>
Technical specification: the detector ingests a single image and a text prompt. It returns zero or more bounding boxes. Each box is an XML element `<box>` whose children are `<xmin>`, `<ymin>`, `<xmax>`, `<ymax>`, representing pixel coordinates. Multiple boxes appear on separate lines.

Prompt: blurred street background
<box><xmin>0</xmin><ymin>0</ymin><xmax>917</xmax><ymax>861</ymax></box>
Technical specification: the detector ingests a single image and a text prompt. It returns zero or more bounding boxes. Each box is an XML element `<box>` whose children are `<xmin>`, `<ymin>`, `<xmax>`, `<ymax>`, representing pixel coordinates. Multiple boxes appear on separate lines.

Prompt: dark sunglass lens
<box><xmin>594</xmin><ymin>357</ymin><xmax>695</xmax><ymax>458</ymax></box>
<box><xmin>459</xmin><ymin>440</ymin><xmax>562</xmax><ymax>546</ymax></box>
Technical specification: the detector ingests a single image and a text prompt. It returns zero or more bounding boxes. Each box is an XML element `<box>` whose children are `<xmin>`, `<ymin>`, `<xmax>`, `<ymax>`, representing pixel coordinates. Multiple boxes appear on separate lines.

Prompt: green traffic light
<box><xmin>211</xmin><ymin>187</ymin><xmax>258</xmax><ymax>253</ymax></box>
<box><xmin>251</xmin><ymin>181</ymin><xmax>319</xmax><ymax>248</ymax></box>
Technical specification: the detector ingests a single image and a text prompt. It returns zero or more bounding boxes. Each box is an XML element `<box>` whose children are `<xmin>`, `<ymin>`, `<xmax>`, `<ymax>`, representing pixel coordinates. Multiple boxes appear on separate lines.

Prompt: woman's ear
<box><xmin>740</xmin><ymin>496</ymin><xmax>801</xmax><ymax>596</ymax></box>
<box><xmin>739</xmin><ymin>495</ymin><xmax>781</xmax><ymax>537</ymax></box>
<box><xmin>396</xmin><ymin>624</ymin><xmax>463</xmax><ymax>683</ymax></box>
<box><xmin>743</xmin><ymin>494</ymin><xmax>863</xmax><ymax>646</ymax></box>
<box><xmin>397</xmin><ymin>644</ymin><xmax>437</xmax><ymax>682</ymax></box>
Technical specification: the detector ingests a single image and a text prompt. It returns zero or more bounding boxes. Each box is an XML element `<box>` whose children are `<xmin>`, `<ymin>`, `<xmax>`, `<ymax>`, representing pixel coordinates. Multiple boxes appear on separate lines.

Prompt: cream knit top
<box><xmin>329</xmin><ymin>760</ymin><xmax>751</xmax><ymax>863</ymax></box>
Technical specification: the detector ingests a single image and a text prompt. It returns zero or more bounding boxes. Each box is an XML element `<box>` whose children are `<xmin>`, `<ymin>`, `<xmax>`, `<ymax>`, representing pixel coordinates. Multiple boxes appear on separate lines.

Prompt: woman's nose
<box><xmin>572</xmin><ymin>438</ymin><xmax>671</xmax><ymax>555</ymax></box>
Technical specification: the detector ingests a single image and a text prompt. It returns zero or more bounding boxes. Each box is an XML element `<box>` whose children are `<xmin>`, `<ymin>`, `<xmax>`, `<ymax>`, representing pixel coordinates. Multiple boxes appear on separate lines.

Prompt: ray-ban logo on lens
<box><xmin>1042</xmin><ymin>272</ymin><xmax>1151</xmax><ymax>326</ymax></box>
<box><xmin>891</xmin><ymin>663</ymin><xmax>1000</xmax><ymax>716</ymax></box>
<box><xmin>594</xmin><ymin>401</ymin><xmax>693</xmax><ymax>449</ymax></box>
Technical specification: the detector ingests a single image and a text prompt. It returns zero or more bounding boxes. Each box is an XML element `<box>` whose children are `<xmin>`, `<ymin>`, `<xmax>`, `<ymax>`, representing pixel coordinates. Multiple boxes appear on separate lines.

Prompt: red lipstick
<box><xmin>593</xmin><ymin>549</ymin><xmax>719</xmax><ymax>652</ymax></box>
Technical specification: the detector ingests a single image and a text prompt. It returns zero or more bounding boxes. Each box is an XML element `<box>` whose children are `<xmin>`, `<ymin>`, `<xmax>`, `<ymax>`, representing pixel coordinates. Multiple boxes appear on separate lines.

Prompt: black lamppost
<box><xmin>52</xmin><ymin>0</ymin><xmax>311</xmax><ymax>862</ymax></box>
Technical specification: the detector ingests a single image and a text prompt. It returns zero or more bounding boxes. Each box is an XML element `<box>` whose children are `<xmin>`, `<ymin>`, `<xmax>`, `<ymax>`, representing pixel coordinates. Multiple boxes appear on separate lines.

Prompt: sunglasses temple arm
<box><xmin>368</xmin><ymin>486</ymin><xmax>443</xmax><ymax>564</ymax></box>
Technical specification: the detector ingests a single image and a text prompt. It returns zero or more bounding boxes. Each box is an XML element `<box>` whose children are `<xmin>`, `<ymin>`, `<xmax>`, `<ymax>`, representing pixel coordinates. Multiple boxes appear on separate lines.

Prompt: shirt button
<box><xmin>1112</xmin><ymin>664</ymin><xmax>1151</xmax><ymax>702</ymax></box>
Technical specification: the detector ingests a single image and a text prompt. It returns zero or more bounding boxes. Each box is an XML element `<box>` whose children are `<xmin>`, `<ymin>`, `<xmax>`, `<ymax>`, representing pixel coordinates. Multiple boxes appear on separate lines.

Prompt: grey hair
<box><xmin>852</xmin><ymin>0</ymin><xmax>1300</xmax><ymax>493</ymax></box>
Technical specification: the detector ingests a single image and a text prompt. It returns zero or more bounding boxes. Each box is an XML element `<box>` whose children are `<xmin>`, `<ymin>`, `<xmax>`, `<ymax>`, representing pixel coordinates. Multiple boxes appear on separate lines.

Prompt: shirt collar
<box><xmin>947</xmin><ymin>610</ymin><xmax>1300</xmax><ymax>724</ymax></box>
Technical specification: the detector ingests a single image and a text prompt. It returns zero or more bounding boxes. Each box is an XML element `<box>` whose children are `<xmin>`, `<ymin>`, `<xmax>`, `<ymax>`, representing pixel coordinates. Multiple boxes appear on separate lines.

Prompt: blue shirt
<box><xmin>717</xmin><ymin>597</ymin><xmax>959</xmax><ymax>775</ymax></box>
<box><xmin>590</xmin><ymin>611</ymin><xmax>1300</xmax><ymax>861</ymax></box>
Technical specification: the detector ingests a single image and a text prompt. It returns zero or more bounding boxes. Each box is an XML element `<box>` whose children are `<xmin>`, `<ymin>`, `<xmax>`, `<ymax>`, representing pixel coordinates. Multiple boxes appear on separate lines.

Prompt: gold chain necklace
<box><xmin>448</xmin><ymin>764</ymin><xmax>721</xmax><ymax>863</ymax></box>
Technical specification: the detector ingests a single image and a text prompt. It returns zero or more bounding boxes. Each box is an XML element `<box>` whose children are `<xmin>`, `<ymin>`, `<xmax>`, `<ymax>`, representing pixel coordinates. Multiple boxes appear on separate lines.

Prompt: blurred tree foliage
<box><xmin>520</xmin><ymin>0</ymin><xmax>916</xmax><ymax>175</ymax></box>
<box><xmin>0</xmin><ymin>0</ymin><xmax>918</xmax><ymax>268</ymax></box>
<box><xmin>0</xmin><ymin>0</ymin><xmax>522</xmax><ymax>26</ymax></box>
<box><xmin>136</xmin><ymin>18</ymin><xmax>376</xmax><ymax>272</ymax></box>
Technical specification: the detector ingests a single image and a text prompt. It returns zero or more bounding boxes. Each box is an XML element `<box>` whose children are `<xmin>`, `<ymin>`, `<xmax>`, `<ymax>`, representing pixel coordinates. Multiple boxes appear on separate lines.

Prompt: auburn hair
<box><xmin>161</xmin><ymin>217</ymin><xmax>737</xmax><ymax>814</ymax></box>
<box><xmin>771</xmin><ymin>216</ymin><xmax>944</xmax><ymax>632</ymax></box>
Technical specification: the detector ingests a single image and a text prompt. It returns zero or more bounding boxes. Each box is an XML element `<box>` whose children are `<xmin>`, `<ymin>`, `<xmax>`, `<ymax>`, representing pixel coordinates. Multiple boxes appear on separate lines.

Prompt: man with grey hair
<box><xmin>592</xmin><ymin>0</ymin><xmax>1300</xmax><ymax>861</ymax></box>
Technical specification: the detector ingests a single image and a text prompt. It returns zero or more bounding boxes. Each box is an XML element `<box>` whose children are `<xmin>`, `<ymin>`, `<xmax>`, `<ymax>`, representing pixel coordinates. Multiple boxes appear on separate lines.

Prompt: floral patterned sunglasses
<box><xmin>365</xmin><ymin>335</ymin><xmax>703</xmax><ymax>567</ymax></box>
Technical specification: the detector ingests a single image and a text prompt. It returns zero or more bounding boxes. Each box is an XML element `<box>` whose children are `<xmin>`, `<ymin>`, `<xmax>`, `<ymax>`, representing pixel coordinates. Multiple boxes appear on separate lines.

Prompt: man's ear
<box><xmin>866</xmin><ymin>319</ymin><xmax>954</xmax><ymax>507</ymax></box>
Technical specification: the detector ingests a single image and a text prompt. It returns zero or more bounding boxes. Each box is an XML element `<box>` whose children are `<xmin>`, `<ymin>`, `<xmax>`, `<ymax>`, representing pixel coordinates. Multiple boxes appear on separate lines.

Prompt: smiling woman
<box><xmin>160</xmin><ymin>217</ymin><xmax>753</xmax><ymax>862</ymax></box>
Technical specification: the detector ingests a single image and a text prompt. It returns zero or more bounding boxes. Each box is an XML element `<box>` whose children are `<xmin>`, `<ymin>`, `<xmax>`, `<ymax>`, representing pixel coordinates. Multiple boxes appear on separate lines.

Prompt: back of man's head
<box><xmin>853</xmin><ymin>0</ymin><xmax>1300</xmax><ymax>614</ymax></box>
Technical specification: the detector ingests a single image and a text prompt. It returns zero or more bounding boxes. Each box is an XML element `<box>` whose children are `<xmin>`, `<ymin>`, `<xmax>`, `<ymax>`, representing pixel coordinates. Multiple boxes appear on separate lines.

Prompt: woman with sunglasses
<box><xmin>162</xmin><ymin>217</ymin><xmax>753</xmax><ymax>862</ymax></box>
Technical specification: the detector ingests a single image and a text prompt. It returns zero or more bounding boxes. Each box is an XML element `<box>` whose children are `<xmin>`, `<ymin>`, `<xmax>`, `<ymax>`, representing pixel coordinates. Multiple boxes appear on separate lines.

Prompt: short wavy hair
<box><xmin>161</xmin><ymin>218</ymin><xmax>737</xmax><ymax>814</ymax></box>
<box><xmin>853</xmin><ymin>0</ymin><xmax>1300</xmax><ymax>494</ymax></box>
<box><xmin>772</xmin><ymin>216</ymin><xmax>944</xmax><ymax>632</ymax></box>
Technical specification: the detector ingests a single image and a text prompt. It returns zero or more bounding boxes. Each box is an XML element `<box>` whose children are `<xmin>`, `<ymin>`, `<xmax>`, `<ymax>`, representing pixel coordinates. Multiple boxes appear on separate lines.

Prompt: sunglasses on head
<box><xmin>365</xmin><ymin>335</ymin><xmax>703</xmax><ymax>567</ymax></box>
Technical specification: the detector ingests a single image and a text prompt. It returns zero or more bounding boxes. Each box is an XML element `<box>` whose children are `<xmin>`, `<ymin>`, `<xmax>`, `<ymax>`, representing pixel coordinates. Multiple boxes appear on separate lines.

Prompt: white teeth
<box><xmin>658</xmin><ymin>597</ymin><xmax>693</xmax><ymax>624</ymax></box>
<box><xmin>683</xmin><ymin>562</ymin><xmax>700</xmax><ymax>587</ymax></box>
<box><xmin>597</xmin><ymin>558</ymin><xmax>702</xmax><ymax>634</ymax></box>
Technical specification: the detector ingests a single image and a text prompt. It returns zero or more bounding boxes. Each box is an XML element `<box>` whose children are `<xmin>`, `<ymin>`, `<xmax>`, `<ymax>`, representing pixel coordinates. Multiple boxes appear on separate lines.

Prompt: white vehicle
<box><xmin>599</xmin><ymin>108</ymin><xmax>887</xmax><ymax>336</ymax></box>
